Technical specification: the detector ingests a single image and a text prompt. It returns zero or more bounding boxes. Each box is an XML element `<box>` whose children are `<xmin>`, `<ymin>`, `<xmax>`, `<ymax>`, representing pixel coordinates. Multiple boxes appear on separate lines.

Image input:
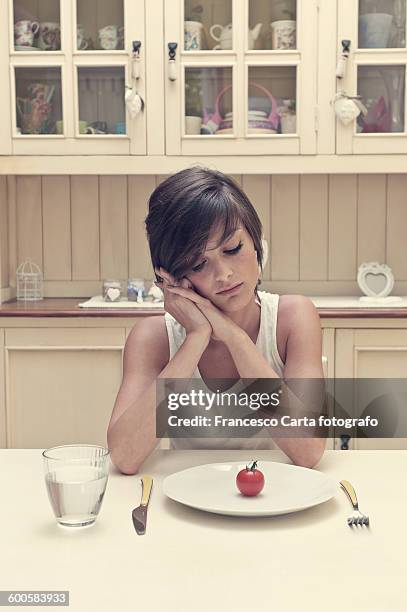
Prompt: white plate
<box><xmin>163</xmin><ymin>461</ymin><xmax>337</xmax><ymax>517</ymax></box>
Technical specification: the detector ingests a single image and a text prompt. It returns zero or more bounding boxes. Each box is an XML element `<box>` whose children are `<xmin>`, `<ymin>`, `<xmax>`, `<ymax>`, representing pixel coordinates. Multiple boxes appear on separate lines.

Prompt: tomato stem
<box><xmin>247</xmin><ymin>460</ymin><xmax>258</xmax><ymax>471</ymax></box>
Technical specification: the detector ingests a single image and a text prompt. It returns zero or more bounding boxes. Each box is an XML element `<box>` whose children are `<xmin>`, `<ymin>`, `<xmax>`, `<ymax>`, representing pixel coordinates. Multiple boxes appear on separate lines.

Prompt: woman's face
<box><xmin>185</xmin><ymin>225</ymin><xmax>259</xmax><ymax>311</ymax></box>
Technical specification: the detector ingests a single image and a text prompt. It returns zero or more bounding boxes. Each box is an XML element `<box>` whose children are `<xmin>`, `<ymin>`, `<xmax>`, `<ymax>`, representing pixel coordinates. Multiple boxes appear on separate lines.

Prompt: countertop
<box><xmin>1</xmin><ymin>448</ymin><xmax>406</xmax><ymax>612</ymax></box>
<box><xmin>1</xmin><ymin>296</ymin><xmax>407</xmax><ymax>318</ymax></box>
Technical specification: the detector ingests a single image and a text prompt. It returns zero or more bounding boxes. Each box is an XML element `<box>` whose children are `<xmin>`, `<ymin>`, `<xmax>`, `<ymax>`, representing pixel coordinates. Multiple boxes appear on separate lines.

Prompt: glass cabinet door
<box><xmin>12</xmin><ymin>0</ymin><xmax>61</xmax><ymax>52</ymax></box>
<box><xmin>76</xmin><ymin>66</ymin><xmax>126</xmax><ymax>135</ymax></box>
<box><xmin>10</xmin><ymin>0</ymin><xmax>146</xmax><ymax>155</ymax></box>
<box><xmin>337</xmin><ymin>0</ymin><xmax>407</xmax><ymax>154</ymax></box>
<box><xmin>75</xmin><ymin>0</ymin><xmax>124</xmax><ymax>51</ymax></box>
<box><xmin>165</xmin><ymin>0</ymin><xmax>317</xmax><ymax>155</ymax></box>
<box><xmin>14</xmin><ymin>66</ymin><xmax>63</xmax><ymax>135</ymax></box>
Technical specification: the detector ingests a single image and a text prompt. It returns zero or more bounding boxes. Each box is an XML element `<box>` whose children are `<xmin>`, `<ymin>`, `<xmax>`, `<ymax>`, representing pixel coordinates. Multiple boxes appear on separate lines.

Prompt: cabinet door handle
<box><xmin>131</xmin><ymin>40</ymin><xmax>141</xmax><ymax>80</ymax></box>
<box><xmin>168</xmin><ymin>42</ymin><xmax>178</xmax><ymax>81</ymax></box>
<box><xmin>336</xmin><ymin>39</ymin><xmax>351</xmax><ymax>79</ymax></box>
<box><xmin>340</xmin><ymin>434</ymin><xmax>351</xmax><ymax>450</ymax></box>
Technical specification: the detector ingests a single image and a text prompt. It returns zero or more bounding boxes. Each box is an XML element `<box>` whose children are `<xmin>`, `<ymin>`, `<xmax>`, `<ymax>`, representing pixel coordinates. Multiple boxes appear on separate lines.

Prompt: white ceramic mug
<box><xmin>14</xmin><ymin>20</ymin><xmax>39</xmax><ymax>47</ymax></box>
<box><xmin>185</xmin><ymin>115</ymin><xmax>202</xmax><ymax>135</ymax></box>
<box><xmin>98</xmin><ymin>25</ymin><xmax>119</xmax><ymax>50</ymax></box>
<box><xmin>270</xmin><ymin>20</ymin><xmax>296</xmax><ymax>50</ymax></box>
<box><xmin>184</xmin><ymin>21</ymin><xmax>203</xmax><ymax>50</ymax></box>
<box><xmin>38</xmin><ymin>22</ymin><xmax>61</xmax><ymax>50</ymax></box>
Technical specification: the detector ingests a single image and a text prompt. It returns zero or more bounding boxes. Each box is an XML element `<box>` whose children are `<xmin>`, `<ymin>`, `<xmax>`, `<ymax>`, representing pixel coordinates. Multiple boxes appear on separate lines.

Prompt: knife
<box><xmin>132</xmin><ymin>475</ymin><xmax>153</xmax><ymax>535</ymax></box>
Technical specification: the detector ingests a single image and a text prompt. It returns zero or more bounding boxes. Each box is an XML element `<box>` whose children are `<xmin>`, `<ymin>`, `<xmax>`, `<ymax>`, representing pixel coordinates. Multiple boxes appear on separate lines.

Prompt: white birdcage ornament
<box><xmin>16</xmin><ymin>258</ymin><xmax>43</xmax><ymax>301</ymax></box>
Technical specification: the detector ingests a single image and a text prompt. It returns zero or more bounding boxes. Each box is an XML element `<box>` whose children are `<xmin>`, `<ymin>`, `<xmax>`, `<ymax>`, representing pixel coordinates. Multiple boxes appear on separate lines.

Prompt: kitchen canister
<box><xmin>16</xmin><ymin>258</ymin><xmax>43</xmax><ymax>301</ymax></box>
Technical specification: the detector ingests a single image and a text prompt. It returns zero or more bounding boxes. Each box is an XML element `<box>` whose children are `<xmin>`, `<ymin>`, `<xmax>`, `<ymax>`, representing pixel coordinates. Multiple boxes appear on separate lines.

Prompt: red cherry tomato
<box><xmin>236</xmin><ymin>461</ymin><xmax>265</xmax><ymax>497</ymax></box>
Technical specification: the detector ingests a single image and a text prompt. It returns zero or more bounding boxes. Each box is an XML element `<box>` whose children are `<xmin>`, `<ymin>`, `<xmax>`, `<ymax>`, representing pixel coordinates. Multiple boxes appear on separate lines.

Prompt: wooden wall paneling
<box><xmin>16</xmin><ymin>176</ymin><xmax>43</xmax><ymax>270</ymax></box>
<box><xmin>0</xmin><ymin>177</ymin><xmax>9</xmax><ymax>289</ymax></box>
<box><xmin>271</xmin><ymin>175</ymin><xmax>300</xmax><ymax>280</ymax></box>
<box><xmin>300</xmin><ymin>175</ymin><xmax>328</xmax><ymax>280</ymax></box>
<box><xmin>128</xmin><ymin>176</ymin><xmax>155</xmax><ymax>279</ymax></box>
<box><xmin>242</xmin><ymin>175</ymin><xmax>271</xmax><ymax>280</ymax></box>
<box><xmin>7</xmin><ymin>177</ymin><xmax>17</xmax><ymax>290</ymax></box>
<box><xmin>387</xmin><ymin>175</ymin><xmax>407</xmax><ymax>279</ymax></box>
<box><xmin>357</xmin><ymin>174</ymin><xmax>386</xmax><ymax>265</ymax></box>
<box><xmin>71</xmin><ymin>176</ymin><xmax>100</xmax><ymax>280</ymax></box>
<box><xmin>328</xmin><ymin>175</ymin><xmax>357</xmax><ymax>280</ymax></box>
<box><xmin>99</xmin><ymin>176</ymin><xmax>128</xmax><ymax>280</ymax></box>
<box><xmin>42</xmin><ymin>176</ymin><xmax>71</xmax><ymax>280</ymax></box>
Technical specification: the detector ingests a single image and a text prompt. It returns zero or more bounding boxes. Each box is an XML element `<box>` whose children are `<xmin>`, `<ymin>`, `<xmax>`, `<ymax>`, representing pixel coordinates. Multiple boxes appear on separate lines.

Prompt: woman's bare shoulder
<box><xmin>126</xmin><ymin>316</ymin><xmax>170</xmax><ymax>370</ymax></box>
<box><xmin>277</xmin><ymin>294</ymin><xmax>318</xmax><ymax>336</ymax></box>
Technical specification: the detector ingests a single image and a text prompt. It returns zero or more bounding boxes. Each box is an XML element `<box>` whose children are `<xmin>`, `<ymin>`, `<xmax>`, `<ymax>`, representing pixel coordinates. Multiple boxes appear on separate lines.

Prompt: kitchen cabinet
<box><xmin>3</xmin><ymin>326</ymin><xmax>125</xmax><ymax>448</ymax></box>
<box><xmin>1</xmin><ymin>311</ymin><xmax>406</xmax><ymax>451</ymax></box>
<box><xmin>2</xmin><ymin>0</ymin><xmax>407</xmax><ymax>169</ymax></box>
<box><xmin>6</xmin><ymin>0</ymin><xmax>146</xmax><ymax>155</ymax></box>
<box><xmin>335</xmin><ymin>328</ymin><xmax>407</xmax><ymax>449</ymax></box>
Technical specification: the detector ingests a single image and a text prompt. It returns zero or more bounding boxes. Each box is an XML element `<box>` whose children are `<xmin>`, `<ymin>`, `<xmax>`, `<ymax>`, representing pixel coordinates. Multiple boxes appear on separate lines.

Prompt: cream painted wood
<box><xmin>145</xmin><ymin>0</ymin><xmax>165</xmax><ymax>155</ymax></box>
<box><xmin>0</xmin><ymin>0</ymin><xmax>12</xmax><ymax>154</ymax></box>
<box><xmin>164</xmin><ymin>0</ymin><xmax>318</xmax><ymax>156</ymax></box>
<box><xmin>128</xmin><ymin>175</ymin><xmax>155</xmax><ymax>280</ymax></box>
<box><xmin>0</xmin><ymin>329</ymin><xmax>5</xmax><ymax>447</ymax></box>
<box><xmin>271</xmin><ymin>175</ymin><xmax>299</xmax><ymax>280</ymax></box>
<box><xmin>300</xmin><ymin>175</ymin><xmax>328</xmax><ymax>280</ymax></box>
<box><xmin>322</xmin><ymin>328</ymin><xmax>335</xmax><ymax>451</ymax></box>
<box><xmin>357</xmin><ymin>174</ymin><xmax>386</xmax><ymax>264</ymax></box>
<box><xmin>42</xmin><ymin>176</ymin><xmax>71</xmax><ymax>280</ymax></box>
<box><xmin>5</xmin><ymin>327</ymin><xmax>124</xmax><ymax>448</ymax></box>
<box><xmin>242</xmin><ymin>175</ymin><xmax>271</xmax><ymax>280</ymax></box>
<box><xmin>71</xmin><ymin>176</ymin><xmax>100</xmax><ymax>280</ymax></box>
<box><xmin>99</xmin><ymin>175</ymin><xmax>128</xmax><ymax>280</ymax></box>
<box><xmin>3</xmin><ymin>173</ymin><xmax>407</xmax><ymax>298</ymax></box>
<box><xmin>387</xmin><ymin>175</ymin><xmax>407</xmax><ymax>279</ymax></box>
<box><xmin>0</xmin><ymin>178</ymin><xmax>9</xmax><ymax>290</ymax></box>
<box><xmin>328</xmin><ymin>175</ymin><xmax>357</xmax><ymax>280</ymax></box>
<box><xmin>16</xmin><ymin>176</ymin><xmax>43</xmax><ymax>269</ymax></box>
<box><xmin>316</xmin><ymin>0</ymin><xmax>336</xmax><ymax>155</ymax></box>
<box><xmin>335</xmin><ymin>328</ymin><xmax>407</xmax><ymax>450</ymax></box>
<box><xmin>337</xmin><ymin>0</ymin><xmax>407</xmax><ymax>155</ymax></box>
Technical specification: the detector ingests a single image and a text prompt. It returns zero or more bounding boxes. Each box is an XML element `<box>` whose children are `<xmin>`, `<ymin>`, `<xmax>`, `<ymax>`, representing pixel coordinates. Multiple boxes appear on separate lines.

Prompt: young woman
<box><xmin>107</xmin><ymin>167</ymin><xmax>325</xmax><ymax>474</ymax></box>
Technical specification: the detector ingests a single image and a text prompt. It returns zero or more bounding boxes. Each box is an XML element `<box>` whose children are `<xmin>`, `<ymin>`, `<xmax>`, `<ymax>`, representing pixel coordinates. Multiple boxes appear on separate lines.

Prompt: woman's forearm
<box><xmin>108</xmin><ymin>331</ymin><xmax>210</xmax><ymax>474</ymax></box>
<box><xmin>226</xmin><ymin>330</ymin><xmax>281</xmax><ymax>378</ymax></box>
<box><xmin>226</xmin><ymin>331</ymin><xmax>326</xmax><ymax>468</ymax></box>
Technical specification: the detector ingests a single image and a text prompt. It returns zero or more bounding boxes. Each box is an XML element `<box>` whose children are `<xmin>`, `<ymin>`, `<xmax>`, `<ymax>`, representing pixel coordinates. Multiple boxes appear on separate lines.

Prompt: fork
<box><xmin>340</xmin><ymin>480</ymin><xmax>370</xmax><ymax>527</ymax></box>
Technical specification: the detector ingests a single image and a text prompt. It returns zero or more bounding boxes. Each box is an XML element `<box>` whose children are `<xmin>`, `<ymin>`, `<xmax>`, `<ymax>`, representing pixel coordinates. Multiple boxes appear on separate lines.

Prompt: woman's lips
<box><xmin>216</xmin><ymin>282</ymin><xmax>243</xmax><ymax>295</ymax></box>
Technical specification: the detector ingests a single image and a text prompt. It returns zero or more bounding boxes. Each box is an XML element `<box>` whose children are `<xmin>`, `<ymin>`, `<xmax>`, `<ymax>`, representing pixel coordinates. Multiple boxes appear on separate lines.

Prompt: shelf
<box><xmin>3</xmin><ymin>153</ymin><xmax>407</xmax><ymax>174</ymax></box>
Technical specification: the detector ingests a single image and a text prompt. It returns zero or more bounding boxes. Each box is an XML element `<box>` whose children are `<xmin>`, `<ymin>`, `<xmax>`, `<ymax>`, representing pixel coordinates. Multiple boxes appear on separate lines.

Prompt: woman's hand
<box><xmin>164</xmin><ymin>281</ymin><xmax>244</xmax><ymax>345</ymax></box>
<box><xmin>155</xmin><ymin>267</ymin><xmax>212</xmax><ymax>340</ymax></box>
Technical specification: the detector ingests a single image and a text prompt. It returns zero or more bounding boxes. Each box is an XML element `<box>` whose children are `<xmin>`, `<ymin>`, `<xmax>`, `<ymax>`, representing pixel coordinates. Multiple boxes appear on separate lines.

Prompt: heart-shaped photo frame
<box><xmin>357</xmin><ymin>262</ymin><xmax>394</xmax><ymax>298</ymax></box>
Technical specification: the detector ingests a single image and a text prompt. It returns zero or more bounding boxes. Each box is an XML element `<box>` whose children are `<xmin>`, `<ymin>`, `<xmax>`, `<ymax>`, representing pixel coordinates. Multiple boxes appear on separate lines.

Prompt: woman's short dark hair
<box><xmin>145</xmin><ymin>166</ymin><xmax>264</xmax><ymax>282</ymax></box>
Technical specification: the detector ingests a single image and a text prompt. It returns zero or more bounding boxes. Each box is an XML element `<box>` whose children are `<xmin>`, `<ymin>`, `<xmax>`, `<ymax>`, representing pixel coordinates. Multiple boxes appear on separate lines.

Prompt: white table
<box><xmin>1</xmin><ymin>449</ymin><xmax>406</xmax><ymax>612</ymax></box>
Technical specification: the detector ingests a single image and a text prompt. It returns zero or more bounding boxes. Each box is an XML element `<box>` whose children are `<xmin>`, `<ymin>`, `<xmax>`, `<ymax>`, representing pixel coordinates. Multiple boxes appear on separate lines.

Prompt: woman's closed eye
<box><xmin>191</xmin><ymin>241</ymin><xmax>243</xmax><ymax>273</ymax></box>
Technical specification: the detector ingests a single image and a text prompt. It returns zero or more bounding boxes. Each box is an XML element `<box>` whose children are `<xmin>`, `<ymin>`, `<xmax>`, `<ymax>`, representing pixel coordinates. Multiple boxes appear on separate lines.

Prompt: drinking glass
<box><xmin>42</xmin><ymin>445</ymin><xmax>110</xmax><ymax>527</ymax></box>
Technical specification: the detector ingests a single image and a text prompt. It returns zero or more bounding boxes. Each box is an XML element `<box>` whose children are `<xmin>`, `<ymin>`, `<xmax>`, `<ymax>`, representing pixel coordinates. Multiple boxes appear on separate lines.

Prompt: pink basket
<box><xmin>202</xmin><ymin>81</ymin><xmax>280</xmax><ymax>134</ymax></box>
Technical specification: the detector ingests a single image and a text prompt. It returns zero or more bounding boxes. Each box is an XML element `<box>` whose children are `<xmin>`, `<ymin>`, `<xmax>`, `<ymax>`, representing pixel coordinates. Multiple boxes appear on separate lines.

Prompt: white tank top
<box><xmin>163</xmin><ymin>291</ymin><xmax>285</xmax><ymax>450</ymax></box>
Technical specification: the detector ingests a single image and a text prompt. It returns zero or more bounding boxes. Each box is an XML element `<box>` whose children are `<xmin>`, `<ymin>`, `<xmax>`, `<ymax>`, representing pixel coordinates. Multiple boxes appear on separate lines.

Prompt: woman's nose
<box><xmin>214</xmin><ymin>260</ymin><xmax>233</xmax><ymax>282</ymax></box>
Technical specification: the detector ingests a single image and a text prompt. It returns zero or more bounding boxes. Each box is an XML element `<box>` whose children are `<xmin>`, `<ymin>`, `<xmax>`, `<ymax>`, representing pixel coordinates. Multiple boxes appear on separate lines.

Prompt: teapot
<box><xmin>248</xmin><ymin>23</ymin><xmax>262</xmax><ymax>49</ymax></box>
<box><xmin>210</xmin><ymin>22</ymin><xmax>262</xmax><ymax>50</ymax></box>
